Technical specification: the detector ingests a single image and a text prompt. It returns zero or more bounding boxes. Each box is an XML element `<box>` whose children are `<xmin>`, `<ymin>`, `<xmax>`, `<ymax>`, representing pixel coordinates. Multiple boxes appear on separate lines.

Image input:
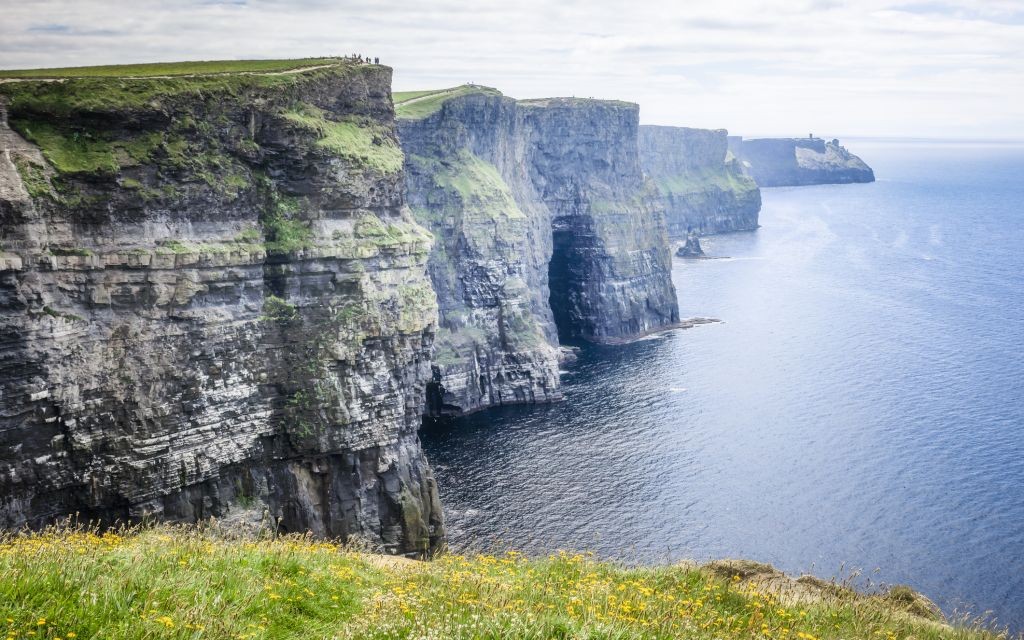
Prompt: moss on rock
<box><xmin>283</xmin><ymin>103</ymin><xmax>403</xmax><ymax>174</ymax></box>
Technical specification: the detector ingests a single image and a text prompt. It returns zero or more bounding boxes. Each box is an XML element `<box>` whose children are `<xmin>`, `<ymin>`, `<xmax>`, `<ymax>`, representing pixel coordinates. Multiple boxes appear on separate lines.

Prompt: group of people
<box><xmin>350</xmin><ymin>54</ymin><xmax>380</xmax><ymax>64</ymax></box>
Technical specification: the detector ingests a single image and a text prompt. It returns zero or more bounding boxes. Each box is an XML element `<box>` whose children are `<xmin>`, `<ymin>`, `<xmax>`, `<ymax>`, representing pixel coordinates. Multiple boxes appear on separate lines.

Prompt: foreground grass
<box><xmin>0</xmin><ymin>58</ymin><xmax>343</xmax><ymax>79</ymax></box>
<box><xmin>0</xmin><ymin>526</ymin><xmax>1007</xmax><ymax>640</ymax></box>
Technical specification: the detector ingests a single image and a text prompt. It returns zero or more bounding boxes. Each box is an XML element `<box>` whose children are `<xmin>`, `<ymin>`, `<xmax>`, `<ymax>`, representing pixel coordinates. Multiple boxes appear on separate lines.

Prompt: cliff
<box><xmin>0</xmin><ymin>60</ymin><xmax>443</xmax><ymax>555</ymax></box>
<box><xmin>397</xmin><ymin>87</ymin><xmax>679</xmax><ymax>416</ymax></box>
<box><xmin>731</xmin><ymin>136</ymin><xmax>875</xmax><ymax>187</ymax></box>
<box><xmin>639</xmin><ymin>125</ymin><xmax>761</xmax><ymax>236</ymax></box>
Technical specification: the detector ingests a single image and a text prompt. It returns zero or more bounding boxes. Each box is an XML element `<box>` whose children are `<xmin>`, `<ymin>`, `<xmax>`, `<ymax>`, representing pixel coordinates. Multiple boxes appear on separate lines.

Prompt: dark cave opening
<box><xmin>548</xmin><ymin>225</ymin><xmax>589</xmax><ymax>342</ymax></box>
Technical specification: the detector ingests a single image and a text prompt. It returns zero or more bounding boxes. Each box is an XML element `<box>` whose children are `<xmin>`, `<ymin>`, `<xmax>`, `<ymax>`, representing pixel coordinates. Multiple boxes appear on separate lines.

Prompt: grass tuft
<box><xmin>261</xmin><ymin>296</ymin><xmax>298</xmax><ymax>323</ymax></box>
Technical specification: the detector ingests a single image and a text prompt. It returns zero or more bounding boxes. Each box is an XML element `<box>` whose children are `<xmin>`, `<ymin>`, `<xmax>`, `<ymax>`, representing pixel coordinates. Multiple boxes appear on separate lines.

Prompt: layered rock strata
<box><xmin>639</xmin><ymin>125</ymin><xmax>761</xmax><ymax>236</ymax></box>
<box><xmin>397</xmin><ymin>88</ymin><xmax>679</xmax><ymax>416</ymax></box>
<box><xmin>0</xmin><ymin>62</ymin><xmax>443</xmax><ymax>554</ymax></box>
<box><xmin>729</xmin><ymin>136</ymin><xmax>874</xmax><ymax>186</ymax></box>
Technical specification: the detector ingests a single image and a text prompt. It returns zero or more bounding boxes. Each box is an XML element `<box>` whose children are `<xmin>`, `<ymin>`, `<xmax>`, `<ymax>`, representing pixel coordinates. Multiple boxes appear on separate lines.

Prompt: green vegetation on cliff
<box><xmin>0</xmin><ymin>526</ymin><xmax>1000</xmax><ymax>640</ymax></box>
<box><xmin>11</xmin><ymin>156</ymin><xmax>52</xmax><ymax>199</ymax></box>
<box><xmin>0</xmin><ymin>65</ymin><xmax>339</xmax><ymax>115</ymax></box>
<box><xmin>0</xmin><ymin>58</ymin><xmax>343</xmax><ymax>79</ymax></box>
<box><xmin>654</xmin><ymin>164</ymin><xmax>759</xmax><ymax>198</ymax></box>
<box><xmin>393</xmin><ymin>85</ymin><xmax>502</xmax><ymax>119</ymax></box>
<box><xmin>0</xmin><ymin>59</ymin><xmax>384</xmax><ymax>184</ymax></box>
<box><xmin>408</xmin><ymin>150</ymin><xmax>526</xmax><ymax>222</ymax></box>
<box><xmin>282</xmin><ymin>104</ymin><xmax>403</xmax><ymax>174</ymax></box>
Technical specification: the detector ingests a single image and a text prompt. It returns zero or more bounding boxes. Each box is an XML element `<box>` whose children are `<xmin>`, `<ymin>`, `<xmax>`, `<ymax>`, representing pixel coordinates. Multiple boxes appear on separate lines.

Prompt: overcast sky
<box><xmin>2</xmin><ymin>0</ymin><xmax>1022</xmax><ymax>139</ymax></box>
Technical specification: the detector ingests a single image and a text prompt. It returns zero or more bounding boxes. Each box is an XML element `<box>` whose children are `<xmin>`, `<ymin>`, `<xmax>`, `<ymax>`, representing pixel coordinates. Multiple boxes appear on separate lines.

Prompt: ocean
<box><xmin>420</xmin><ymin>140</ymin><xmax>1024</xmax><ymax>630</ymax></box>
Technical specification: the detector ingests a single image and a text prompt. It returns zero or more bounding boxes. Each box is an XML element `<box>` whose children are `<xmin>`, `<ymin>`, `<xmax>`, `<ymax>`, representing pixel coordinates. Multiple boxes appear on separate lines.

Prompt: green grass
<box><xmin>0</xmin><ymin>525</ymin><xmax>1003</xmax><ymax>640</ymax></box>
<box><xmin>261</xmin><ymin>296</ymin><xmax>298</xmax><ymax>323</ymax></box>
<box><xmin>12</xmin><ymin>121</ymin><xmax>119</xmax><ymax>174</ymax></box>
<box><xmin>391</xmin><ymin>89</ymin><xmax>439</xmax><ymax>103</ymax></box>
<box><xmin>516</xmin><ymin>96</ymin><xmax>636</xmax><ymax>109</ymax></box>
<box><xmin>393</xmin><ymin>85</ymin><xmax>502</xmax><ymax>119</ymax></box>
<box><xmin>282</xmin><ymin>104</ymin><xmax>403</xmax><ymax>174</ymax></box>
<box><xmin>0</xmin><ymin>58</ymin><xmax>343</xmax><ymax>79</ymax></box>
<box><xmin>654</xmin><ymin>165</ymin><xmax>759</xmax><ymax>197</ymax></box>
<box><xmin>0</xmin><ymin>65</ymin><xmax>342</xmax><ymax>118</ymax></box>
<box><xmin>408</xmin><ymin>150</ymin><xmax>526</xmax><ymax>222</ymax></box>
<box><xmin>153</xmin><ymin>239</ymin><xmax>265</xmax><ymax>256</ymax></box>
<box><xmin>263</xmin><ymin>217</ymin><xmax>313</xmax><ymax>254</ymax></box>
<box><xmin>11</xmin><ymin>156</ymin><xmax>52</xmax><ymax>199</ymax></box>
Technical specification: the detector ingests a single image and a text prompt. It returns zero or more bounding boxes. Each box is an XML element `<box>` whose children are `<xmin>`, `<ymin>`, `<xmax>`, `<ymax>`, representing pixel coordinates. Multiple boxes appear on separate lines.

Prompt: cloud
<box><xmin>0</xmin><ymin>0</ymin><xmax>1021</xmax><ymax>138</ymax></box>
<box><xmin>26</xmin><ymin>23</ymin><xmax>71</xmax><ymax>33</ymax></box>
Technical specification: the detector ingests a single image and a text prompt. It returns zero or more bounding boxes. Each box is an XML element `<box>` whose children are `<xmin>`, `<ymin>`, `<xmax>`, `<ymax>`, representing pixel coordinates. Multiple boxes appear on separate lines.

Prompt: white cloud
<box><xmin>1</xmin><ymin>0</ymin><xmax>1021</xmax><ymax>138</ymax></box>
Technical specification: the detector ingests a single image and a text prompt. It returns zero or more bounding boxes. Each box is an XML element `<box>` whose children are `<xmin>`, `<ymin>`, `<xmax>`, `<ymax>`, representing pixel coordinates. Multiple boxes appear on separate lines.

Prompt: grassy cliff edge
<box><xmin>0</xmin><ymin>526</ymin><xmax>1004</xmax><ymax>640</ymax></box>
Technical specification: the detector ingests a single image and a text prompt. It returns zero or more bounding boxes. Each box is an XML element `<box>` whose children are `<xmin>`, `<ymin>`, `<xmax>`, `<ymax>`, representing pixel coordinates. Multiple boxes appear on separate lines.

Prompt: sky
<box><xmin>2</xmin><ymin>0</ymin><xmax>1022</xmax><ymax>139</ymax></box>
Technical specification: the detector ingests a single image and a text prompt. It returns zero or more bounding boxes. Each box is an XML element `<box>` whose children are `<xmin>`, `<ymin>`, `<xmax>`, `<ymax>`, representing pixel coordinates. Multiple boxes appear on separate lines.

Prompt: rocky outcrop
<box><xmin>730</xmin><ymin>137</ymin><xmax>874</xmax><ymax>187</ymax></box>
<box><xmin>398</xmin><ymin>88</ymin><xmax>679</xmax><ymax>415</ymax></box>
<box><xmin>0</xmin><ymin>62</ymin><xmax>443</xmax><ymax>555</ymax></box>
<box><xmin>675</xmin><ymin>231</ymin><xmax>705</xmax><ymax>258</ymax></box>
<box><xmin>639</xmin><ymin>126</ymin><xmax>760</xmax><ymax>236</ymax></box>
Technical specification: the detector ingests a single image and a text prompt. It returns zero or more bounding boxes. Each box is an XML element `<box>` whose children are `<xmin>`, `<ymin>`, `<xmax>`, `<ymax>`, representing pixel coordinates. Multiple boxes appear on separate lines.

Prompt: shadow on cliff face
<box><xmin>548</xmin><ymin>227</ymin><xmax>586</xmax><ymax>343</ymax></box>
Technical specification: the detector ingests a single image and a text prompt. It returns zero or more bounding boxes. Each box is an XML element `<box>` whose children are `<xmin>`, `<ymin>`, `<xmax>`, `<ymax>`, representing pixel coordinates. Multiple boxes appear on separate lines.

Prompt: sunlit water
<box><xmin>420</xmin><ymin>140</ymin><xmax>1024</xmax><ymax>629</ymax></box>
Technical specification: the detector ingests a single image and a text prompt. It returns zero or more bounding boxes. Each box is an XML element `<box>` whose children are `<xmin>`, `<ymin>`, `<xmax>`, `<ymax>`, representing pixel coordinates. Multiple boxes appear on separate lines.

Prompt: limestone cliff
<box><xmin>398</xmin><ymin>90</ymin><xmax>561</xmax><ymax>417</ymax></box>
<box><xmin>730</xmin><ymin>136</ymin><xmax>874</xmax><ymax>187</ymax></box>
<box><xmin>0</xmin><ymin>61</ymin><xmax>443</xmax><ymax>555</ymax></box>
<box><xmin>639</xmin><ymin>125</ymin><xmax>760</xmax><ymax>236</ymax></box>
<box><xmin>397</xmin><ymin>87</ymin><xmax>679</xmax><ymax>415</ymax></box>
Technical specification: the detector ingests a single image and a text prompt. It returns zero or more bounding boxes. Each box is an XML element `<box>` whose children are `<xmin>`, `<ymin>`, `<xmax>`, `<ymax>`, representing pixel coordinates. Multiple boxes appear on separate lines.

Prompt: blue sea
<box><xmin>420</xmin><ymin>140</ymin><xmax>1024</xmax><ymax>631</ymax></box>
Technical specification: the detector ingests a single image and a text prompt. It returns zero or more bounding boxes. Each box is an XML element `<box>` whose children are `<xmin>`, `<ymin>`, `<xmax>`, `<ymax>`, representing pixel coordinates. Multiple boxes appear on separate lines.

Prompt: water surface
<box><xmin>421</xmin><ymin>140</ymin><xmax>1024</xmax><ymax>629</ymax></box>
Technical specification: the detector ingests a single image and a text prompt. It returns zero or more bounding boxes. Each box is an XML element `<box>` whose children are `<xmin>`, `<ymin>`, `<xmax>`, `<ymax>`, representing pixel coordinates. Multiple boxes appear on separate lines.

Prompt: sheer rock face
<box><xmin>729</xmin><ymin>137</ymin><xmax>875</xmax><ymax>187</ymax></box>
<box><xmin>522</xmin><ymin>99</ymin><xmax>679</xmax><ymax>344</ymax></box>
<box><xmin>0</xmin><ymin>64</ymin><xmax>443</xmax><ymax>555</ymax></box>
<box><xmin>399</xmin><ymin>92</ymin><xmax>679</xmax><ymax>416</ymax></box>
<box><xmin>399</xmin><ymin>94</ymin><xmax>561</xmax><ymax>417</ymax></box>
<box><xmin>638</xmin><ymin>125</ymin><xmax>761</xmax><ymax>237</ymax></box>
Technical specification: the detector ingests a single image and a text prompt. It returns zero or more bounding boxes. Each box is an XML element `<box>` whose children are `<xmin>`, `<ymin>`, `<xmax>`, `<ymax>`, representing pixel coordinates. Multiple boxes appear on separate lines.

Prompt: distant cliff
<box><xmin>639</xmin><ymin>126</ymin><xmax>760</xmax><ymax>236</ymax></box>
<box><xmin>729</xmin><ymin>136</ymin><xmax>874</xmax><ymax>187</ymax></box>
<box><xmin>398</xmin><ymin>87</ymin><xmax>679</xmax><ymax>416</ymax></box>
<box><xmin>0</xmin><ymin>60</ymin><xmax>443</xmax><ymax>555</ymax></box>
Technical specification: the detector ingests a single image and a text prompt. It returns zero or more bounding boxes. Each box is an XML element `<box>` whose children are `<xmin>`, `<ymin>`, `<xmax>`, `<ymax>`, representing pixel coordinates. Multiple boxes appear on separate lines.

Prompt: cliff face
<box><xmin>521</xmin><ymin>99</ymin><xmax>679</xmax><ymax>343</ymax></box>
<box><xmin>638</xmin><ymin>126</ymin><xmax>761</xmax><ymax>236</ymax></box>
<box><xmin>0</xmin><ymin>62</ymin><xmax>443</xmax><ymax>555</ymax></box>
<box><xmin>399</xmin><ymin>92</ymin><xmax>561</xmax><ymax>417</ymax></box>
<box><xmin>732</xmin><ymin>137</ymin><xmax>875</xmax><ymax>187</ymax></box>
<box><xmin>398</xmin><ymin>88</ymin><xmax>679</xmax><ymax>415</ymax></box>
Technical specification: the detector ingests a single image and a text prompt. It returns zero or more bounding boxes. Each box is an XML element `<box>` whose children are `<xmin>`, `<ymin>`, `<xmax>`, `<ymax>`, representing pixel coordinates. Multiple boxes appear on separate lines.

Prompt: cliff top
<box><xmin>0</xmin><ymin>57</ymin><xmax>348</xmax><ymax>79</ymax></box>
<box><xmin>0</xmin><ymin>57</ymin><xmax>380</xmax><ymax>120</ymax></box>
<box><xmin>392</xmin><ymin>86</ymin><xmax>636</xmax><ymax>120</ymax></box>
<box><xmin>640</xmin><ymin>123</ymin><xmax>729</xmax><ymax>136</ymax></box>
<box><xmin>0</xmin><ymin>525</ymin><xmax>991</xmax><ymax>640</ymax></box>
<box><xmin>518</xmin><ymin>96</ymin><xmax>636</xmax><ymax>109</ymax></box>
<box><xmin>0</xmin><ymin>57</ymin><xmax>399</xmax><ymax>181</ymax></box>
<box><xmin>393</xmin><ymin>84</ymin><xmax>502</xmax><ymax>119</ymax></box>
